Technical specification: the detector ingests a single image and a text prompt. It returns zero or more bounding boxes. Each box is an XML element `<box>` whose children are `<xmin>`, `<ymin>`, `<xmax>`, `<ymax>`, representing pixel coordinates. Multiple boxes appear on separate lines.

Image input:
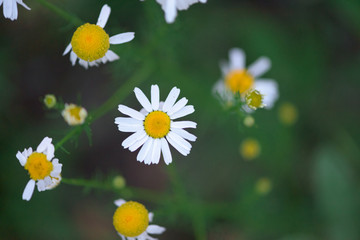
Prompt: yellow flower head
<box><xmin>62</xmin><ymin>103</ymin><xmax>88</xmax><ymax>126</ymax></box>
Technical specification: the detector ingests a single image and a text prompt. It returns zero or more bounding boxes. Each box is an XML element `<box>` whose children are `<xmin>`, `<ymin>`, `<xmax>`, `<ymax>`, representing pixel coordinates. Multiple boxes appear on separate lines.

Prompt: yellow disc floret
<box><xmin>113</xmin><ymin>201</ymin><xmax>149</xmax><ymax>237</ymax></box>
<box><xmin>69</xmin><ymin>105</ymin><xmax>82</xmax><ymax>121</ymax></box>
<box><xmin>245</xmin><ymin>89</ymin><xmax>264</xmax><ymax>110</ymax></box>
<box><xmin>71</xmin><ymin>23</ymin><xmax>110</xmax><ymax>62</ymax></box>
<box><xmin>24</xmin><ymin>153</ymin><xmax>53</xmax><ymax>180</ymax></box>
<box><xmin>144</xmin><ymin>111</ymin><xmax>171</xmax><ymax>138</ymax></box>
<box><xmin>225</xmin><ymin>70</ymin><xmax>254</xmax><ymax>94</ymax></box>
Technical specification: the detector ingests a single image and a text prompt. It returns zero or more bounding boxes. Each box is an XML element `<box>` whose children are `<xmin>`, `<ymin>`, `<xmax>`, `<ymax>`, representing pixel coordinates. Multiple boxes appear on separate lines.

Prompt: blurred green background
<box><xmin>1</xmin><ymin>0</ymin><xmax>360</xmax><ymax>239</ymax></box>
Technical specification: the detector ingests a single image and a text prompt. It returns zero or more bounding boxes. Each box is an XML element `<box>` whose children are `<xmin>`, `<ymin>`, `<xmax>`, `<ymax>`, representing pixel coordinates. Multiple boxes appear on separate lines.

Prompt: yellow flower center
<box><xmin>113</xmin><ymin>201</ymin><xmax>149</xmax><ymax>237</ymax></box>
<box><xmin>144</xmin><ymin>111</ymin><xmax>171</xmax><ymax>138</ymax></box>
<box><xmin>71</xmin><ymin>23</ymin><xmax>110</xmax><ymax>62</ymax></box>
<box><xmin>24</xmin><ymin>153</ymin><xmax>53</xmax><ymax>180</ymax></box>
<box><xmin>245</xmin><ymin>89</ymin><xmax>264</xmax><ymax>110</ymax></box>
<box><xmin>69</xmin><ymin>106</ymin><xmax>82</xmax><ymax>121</ymax></box>
<box><xmin>240</xmin><ymin>138</ymin><xmax>260</xmax><ymax>160</ymax></box>
<box><xmin>225</xmin><ymin>70</ymin><xmax>254</xmax><ymax>94</ymax></box>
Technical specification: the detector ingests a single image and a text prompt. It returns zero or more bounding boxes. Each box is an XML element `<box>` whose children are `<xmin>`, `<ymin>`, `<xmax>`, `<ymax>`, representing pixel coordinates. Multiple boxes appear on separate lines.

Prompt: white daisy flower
<box><xmin>16</xmin><ymin>137</ymin><xmax>62</xmax><ymax>201</ymax></box>
<box><xmin>63</xmin><ymin>4</ymin><xmax>135</xmax><ymax>69</ymax></box>
<box><xmin>62</xmin><ymin>103</ymin><xmax>88</xmax><ymax>126</ymax></box>
<box><xmin>1</xmin><ymin>0</ymin><xmax>30</xmax><ymax>21</ymax></box>
<box><xmin>115</xmin><ymin>85</ymin><xmax>197</xmax><ymax>165</ymax></box>
<box><xmin>213</xmin><ymin>48</ymin><xmax>279</xmax><ymax>109</ymax></box>
<box><xmin>113</xmin><ymin>199</ymin><xmax>165</xmax><ymax>240</ymax></box>
<box><xmin>154</xmin><ymin>0</ymin><xmax>207</xmax><ymax>24</ymax></box>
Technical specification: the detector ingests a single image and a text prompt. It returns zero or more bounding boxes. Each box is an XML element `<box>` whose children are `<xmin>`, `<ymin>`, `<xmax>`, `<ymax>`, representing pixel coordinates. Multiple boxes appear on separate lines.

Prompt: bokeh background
<box><xmin>1</xmin><ymin>0</ymin><xmax>360</xmax><ymax>239</ymax></box>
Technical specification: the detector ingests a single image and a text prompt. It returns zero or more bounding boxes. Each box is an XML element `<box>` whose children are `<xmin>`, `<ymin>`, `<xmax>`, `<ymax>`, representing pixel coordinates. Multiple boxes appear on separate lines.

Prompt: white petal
<box><xmin>170</xmin><ymin>128</ymin><xmax>196</xmax><ymax>142</ymax></box>
<box><xmin>17</xmin><ymin>0</ymin><xmax>30</xmax><ymax>10</ymax></box>
<box><xmin>37</xmin><ymin>179</ymin><xmax>45</xmax><ymax>192</ymax></box>
<box><xmin>151</xmin><ymin>85</ymin><xmax>160</xmax><ymax>110</ymax></box>
<box><xmin>117</xmin><ymin>124</ymin><xmax>143</xmax><ymax>132</ymax></box>
<box><xmin>122</xmin><ymin>130</ymin><xmax>147</xmax><ymax>149</ymax></box>
<box><xmin>70</xmin><ymin>51</ymin><xmax>77</xmax><ymax>66</ymax></box>
<box><xmin>147</xmin><ymin>225</ymin><xmax>166</xmax><ymax>234</ymax></box>
<box><xmin>44</xmin><ymin>176</ymin><xmax>52</xmax><ymax>186</ymax></box>
<box><xmin>171</xmin><ymin>121</ymin><xmax>197</xmax><ymax>129</ymax></box>
<box><xmin>229</xmin><ymin>48</ymin><xmax>245</xmax><ymax>70</ymax></box>
<box><xmin>16</xmin><ymin>151</ymin><xmax>26</xmax><ymax>166</ymax></box>
<box><xmin>199</xmin><ymin>0</ymin><xmax>207</xmax><ymax>2</ymax></box>
<box><xmin>96</xmin><ymin>4</ymin><xmax>111</xmax><ymax>28</ymax></box>
<box><xmin>166</xmin><ymin>135</ymin><xmax>189</xmax><ymax>156</ymax></box>
<box><xmin>105</xmin><ymin>50</ymin><xmax>119</xmax><ymax>62</ymax></box>
<box><xmin>63</xmin><ymin>43</ymin><xmax>72</xmax><ymax>55</ymax></box>
<box><xmin>109</xmin><ymin>32</ymin><xmax>135</xmax><ymax>44</ymax></box>
<box><xmin>161</xmin><ymin>138</ymin><xmax>172</xmax><ymax>165</ymax></box>
<box><xmin>36</xmin><ymin>137</ymin><xmax>52</xmax><ymax>153</ymax></box>
<box><xmin>151</xmin><ymin>139</ymin><xmax>161</xmax><ymax>164</ymax></box>
<box><xmin>168</xmin><ymin>131</ymin><xmax>191</xmax><ymax>150</ymax></box>
<box><xmin>45</xmin><ymin>143</ymin><xmax>54</xmax><ymax>160</ymax></box>
<box><xmin>134</xmin><ymin>87</ymin><xmax>152</xmax><ymax>112</ymax></box>
<box><xmin>220</xmin><ymin>60</ymin><xmax>230</xmax><ymax>76</ymax></box>
<box><xmin>22</xmin><ymin>179</ymin><xmax>35</xmax><ymax>201</ymax></box>
<box><xmin>79</xmin><ymin>59</ymin><xmax>89</xmax><ymax>69</ymax></box>
<box><xmin>117</xmin><ymin>232</ymin><xmax>126</xmax><ymax>240</ymax></box>
<box><xmin>148</xmin><ymin>212</ymin><xmax>154</xmax><ymax>222</ymax></box>
<box><xmin>167</xmin><ymin>97</ymin><xmax>188</xmax><ymax>116</ymax></box>
<box><xmin>170</xmin><ymin>105</ymin><xmax>194</xmax><ymax>120</ymax></box>
<box><xmin>248</xmin><ymin>57</ymin><xmax>271</xmax><ymax>78</ymax></box>
<box><xmin>162</xmin><ymin>87</ymin><xmax>180</xmax><ymax>112</ymax></box>
<box><xmin>3</xmin><ymin>0</ymin><xmax>13</xmax><ymax>20</ymax></box>
<box><xmin>129</xmin><ymin>135</ymin><xmax>149</xmax><ymax>152</ymax></box>
<box><xmin>164</xmin><ymin>0</ymin><xmax>177</xmax><ymax>24</ymax></box>
<box><xmin>115</xmin><ymin>117</ymin><xmax>143</xmax><ymax>126</ymax></box>
<box><xmin>11</xmin><ymin>1</ymin><xmax>18</xmax><ymax>20</ymax></box>
<box><xmin>114</xmin><ymin>199</ymin><xmax>126</xmax><ymax>207</ymax></box>
<box><xmin>118</xmin><ymin>105</ymin><xmax>145</xmax><ymax>120</ymax></box>
<box><xmin>254</xmin><ymin>79</ymin><xmax>279</xmax><ymax>109</ymax></box>
<box><xmin>137</xmin><ymin>138</ymin><xmax>153</xmax><ymax>162</ymax></box>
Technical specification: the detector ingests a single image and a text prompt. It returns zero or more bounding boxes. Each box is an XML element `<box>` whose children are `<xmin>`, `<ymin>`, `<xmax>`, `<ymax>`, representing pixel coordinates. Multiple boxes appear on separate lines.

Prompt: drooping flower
<box><xmin>63</xmin><ymin>4</ymin><xmax>134</xmax><ymax>69</ymax></box>
<box><xmin>0</xmin><ymin>0</ymin><xmax>30</xmax><ymax>21</ymax></box>
<box><xmin>154</xmin><ymin>0</ymin><xmax>207</xmax><ymax>24</ymax></box>
<box><xmin>16</xmin><ymin>137</ymin><xmax>62</xmax><ymax>201</ymax></box>
<box><xmin>115</xmin><ymin>84</ymin><xmax>197</xmax><ymax>165</ymax></box>
<box><xmin>62</xmin><ymin>103</ymin><xmax>88</xmax><ymax>126</ymax></box>
<box><xmin>113</xmin><ymin>199</ymin><xmax>165</xmax><ymax>240</ymax></box>
<box><xmin>213</xmin><ymin>48</ymin><xmax>279</xmax><ymax>110</ymax></box>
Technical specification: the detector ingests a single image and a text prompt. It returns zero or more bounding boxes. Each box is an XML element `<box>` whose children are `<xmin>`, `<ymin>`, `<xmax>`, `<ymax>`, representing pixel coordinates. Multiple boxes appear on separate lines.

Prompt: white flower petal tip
<box><xmin>109</xmin><ymin>32</ymin><xmax>135</xmax><ymax>44</ymax></box>
<box><xmin>96</xmin><ymin>4</ymin><xmax>111</xmax><ymax>28</ymax></box>
<box><xmin>22</xmin><ymin>179</ymin><xmax>35</xmax><ymax>201</ymax></box>
<box><xmin>115</xmin><ymin>85</ymin><xmax>197</xmax><ymax>164</ymax></box>
<box><xmin>2</xmin><ymin>0</ymin><xmax>30</xmax><ymax>21</ymax></box>
<box><xmin>114</xmin><ymin>199</ymin><xmax>126</xmax><ymax>207</ymax></box>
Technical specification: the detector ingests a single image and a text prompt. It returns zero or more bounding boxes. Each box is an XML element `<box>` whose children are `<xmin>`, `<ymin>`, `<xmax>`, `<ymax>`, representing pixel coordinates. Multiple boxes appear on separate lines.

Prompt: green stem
<box><xmin>35</xmin><ymin>0</ymin><xmax>83</xmax><ymax>26</ymax></box>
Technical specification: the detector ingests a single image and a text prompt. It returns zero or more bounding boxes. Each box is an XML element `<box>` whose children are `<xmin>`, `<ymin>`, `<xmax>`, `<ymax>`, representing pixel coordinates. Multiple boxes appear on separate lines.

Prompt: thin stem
<box><xmin>55</xmin><ymin>63</ymin><xmax>153</xmax><ymax>150</ymax></box>
<box><xmin>35</xmin><ymin>0</ymin><xmax>83</xmax><ymax>26</ymax></box>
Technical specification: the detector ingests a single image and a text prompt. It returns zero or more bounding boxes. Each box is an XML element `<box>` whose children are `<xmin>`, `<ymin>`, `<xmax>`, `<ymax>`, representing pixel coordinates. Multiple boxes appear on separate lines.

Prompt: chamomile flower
<box><xmin>62</xmin><ymin>103</ymin><xmax>88</xmax><ymax>126</ymax></box>
<box><xmin>63</xmin><ymin>4</ymin><xmax>135</xmax><ymax>69</ymax></box>
<box><xmin>115</xmin><ymin>85</ymin><xmax>197</xmax><ymax>165</ymax></box>
<box><xmin>213</xmin><ymin>48</ymin><xmax>279</xmax><ymax>110</ymax></box>
<box><xmin>1</xmin><ymin>0</ymin><xmax>30</xmax><ymax>21</ymax></box>
<box><xmin>113</xmin><ymin>199</ymin><xmax>165</xmax><ymax>240</ymax></box>
<box><xmin>16</xmin><ymin>137</ymin><xmax>62</xmax><ymax>201</ymax></box>
<box><xmin>154</xmin><ymin>0</ymin><xmax>207</xmax><ymax>24</ymax></box>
